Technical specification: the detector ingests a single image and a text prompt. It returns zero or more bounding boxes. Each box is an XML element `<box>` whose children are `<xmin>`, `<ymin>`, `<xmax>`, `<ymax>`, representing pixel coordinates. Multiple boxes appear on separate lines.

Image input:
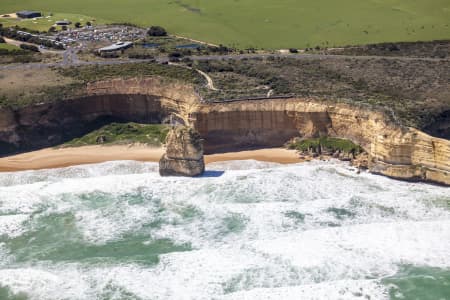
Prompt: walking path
<box><xmin>196</xmin><ymin>69</ymin><xmax>218</xmax><ymax>91</ymax></box>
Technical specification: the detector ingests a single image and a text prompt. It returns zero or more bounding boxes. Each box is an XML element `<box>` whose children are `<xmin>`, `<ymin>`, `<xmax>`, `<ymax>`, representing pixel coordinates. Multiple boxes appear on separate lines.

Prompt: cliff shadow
<box><xmin>0</xmin><ymin>94</ymin><xmax>171</xmax><ymax>157</ymax></box>
<box><xmin>200</xmin><ymin>170</ymin><xmax>225</xmax><ymax>177</ymax></box>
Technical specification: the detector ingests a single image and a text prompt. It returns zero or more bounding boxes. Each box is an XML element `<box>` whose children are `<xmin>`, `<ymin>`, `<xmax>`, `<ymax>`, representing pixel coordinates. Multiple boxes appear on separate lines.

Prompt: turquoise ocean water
<box><xmin>0</xmin><ymin>160</ymin><xmax>449</xmax><ymax>300</ymax></box>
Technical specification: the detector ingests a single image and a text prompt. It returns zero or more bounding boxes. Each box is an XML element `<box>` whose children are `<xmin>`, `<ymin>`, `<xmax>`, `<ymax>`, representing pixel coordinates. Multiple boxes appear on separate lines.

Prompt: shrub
<box><xmin>74</xmin><ymin>22</ymin><xmax>81</xmax><ymax>28</ymax></box>
<box><xmin>148</xmin><ymin>26</ymin><xmax>167</xmax><ymax>37</ymax></box>
<box><xmin>0</xmin><ymin>37</ymin><xmax>5</xmax><ymax>43</ymax></box>
<box><xmin>20</xmin><ymin>44</ymin><xmax>39</xmax><ymax>52</ymax></box>
<box><xmin>168</xmin><ymin>51</ymin><xmax>182</xmax><ymax>58</ymax></box>
<box><xmin>207</xmin><ymin>44</ymin><xmax>231</xmax><ymax>54</ymax></box>
<box><xmin>288</xmin><ymin>137</ymin><xmax>364</xmax><ymax>155</ymax></box>
<box><xmin>289</xmin><ymin>48</ymin><xmax>298</xmax><ymax>53</ymax></box>
<box><xmin>168</xmin><ymin>57</ymin><xmax>180</xmax><ymax>63</ymax></box>
<box><xmin>127</xmin><ymin>51</ymin><xmax>155</xmax><ymax>60</ymax></box>
<box><xmin>108</xmin><ymin>22</ymin><xmax>139</xmax><ymax>27</ymax></box>
<box><xmin>181</xmin><ymin>57</ymin><xmax>193</xmax><ymax>63</ymax></box>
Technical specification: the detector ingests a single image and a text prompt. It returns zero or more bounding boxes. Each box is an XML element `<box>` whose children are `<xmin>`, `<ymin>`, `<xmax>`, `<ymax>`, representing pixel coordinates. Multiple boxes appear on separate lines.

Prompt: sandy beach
<box><xmin>0</xmin><ymin>145</ymin><xmax>303</xmax><ymax>172</ymax></box>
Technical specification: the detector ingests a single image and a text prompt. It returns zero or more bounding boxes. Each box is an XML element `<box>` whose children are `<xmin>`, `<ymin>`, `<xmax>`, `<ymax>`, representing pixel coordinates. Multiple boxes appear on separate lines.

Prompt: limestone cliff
<box><xmin>0</xmin><ymin>77</ymin><xmax>448</xmax><ymax>185</ymax></box>
<box><xmin>0</xmin><ymin>77</ymin><xmax>198</xmax><ymax>154</ymax></box>
<box><xmin>159</xmin><ymin>126</ymin><xmax>205</xmax><ymax>177</ymax></box>
<box><xmin>191</xmin><ymin>99</ymin><xmax>450</xmax><ymax>185</ymax></box>
<box><xmin>87</xmin><ymin>77</ymin><xmax>200</xmax><ymax>124</ymax></box>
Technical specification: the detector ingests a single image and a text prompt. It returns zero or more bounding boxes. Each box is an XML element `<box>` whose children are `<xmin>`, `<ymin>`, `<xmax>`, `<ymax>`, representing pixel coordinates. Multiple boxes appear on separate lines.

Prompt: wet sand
<box><xmin>0</xmin><ymin>145</ymin><xmax>303</xmax><ymax>172</ymax></box>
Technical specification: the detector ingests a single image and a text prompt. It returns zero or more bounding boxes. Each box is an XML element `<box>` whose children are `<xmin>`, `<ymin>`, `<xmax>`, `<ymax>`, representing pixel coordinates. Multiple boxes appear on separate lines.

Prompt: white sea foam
<box><xmin>207</xmin><ymin>159</ymin><xmax>282</xmax><ymax>170</ymax></box>
<box><xmin>0</xmin><ymin>160</ymin><xmax>448</xmax><ymax>299</ymax></box>
<box><xmin>0</xmin><ymin>255</ymin><xmax>389</xmax><ymax>300</ymax></box>
<box><xmin>0</xmin><ymin>160</ymin><xmax>159</xmax><ymax>187</ymax></box>
<box><xmin>222</xmin><ymin>279</ymin><xmax>388</xmax><ymax>300</ymax></box>
<box><xmin>0</xmin><ymin>214</ymin><xmax>29</xmax><ymax>238</ymax></box>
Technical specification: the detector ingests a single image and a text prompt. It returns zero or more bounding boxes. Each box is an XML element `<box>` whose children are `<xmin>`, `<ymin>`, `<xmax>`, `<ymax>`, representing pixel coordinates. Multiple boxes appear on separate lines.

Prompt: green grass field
<box><xmin>0</xmin><ymin>43</ymin><xmax>19</xmax><ymax>51</ymax></box>
<box><xmin>1</xmin><ymin>0</ymin><xmax>449</xmax><ymax>48</ymax></box>
<box><xmin>0</xmin><ymin>12</ymin><xmax>106</xmax><ymax>32</ymax></box>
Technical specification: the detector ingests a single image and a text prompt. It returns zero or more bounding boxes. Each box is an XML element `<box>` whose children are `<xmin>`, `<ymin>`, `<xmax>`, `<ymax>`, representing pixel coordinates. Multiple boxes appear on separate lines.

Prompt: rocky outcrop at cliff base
<box><xmin>159</xmin><ymin>126</ymin><xmax>205</xmax><ymax>177</ymax></box>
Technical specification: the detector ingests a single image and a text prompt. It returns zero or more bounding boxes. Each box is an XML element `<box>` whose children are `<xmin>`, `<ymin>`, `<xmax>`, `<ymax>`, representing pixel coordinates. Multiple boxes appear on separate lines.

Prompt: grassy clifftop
<box><xmin>1</xmin><ymin>0</ymin><xmax>449</xmax><ymax>48</ymax></box>
<box><xmin>0</xmin><ymin>62</ymin><xmax>204</xmax><ymax>109</ymax></box>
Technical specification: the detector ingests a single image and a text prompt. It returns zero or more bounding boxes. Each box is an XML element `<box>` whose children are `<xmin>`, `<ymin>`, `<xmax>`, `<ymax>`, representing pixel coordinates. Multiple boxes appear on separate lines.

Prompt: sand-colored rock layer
<box><xmin>0</xmin><ymin>77</ymin><xmax>448</xmax><ymax>184</ymax></box>
<box><xmin>192</xmin><ymin>99</ymin><xmax>450</xmax><ymax>185</ymax></box>
<box><xmin>159</xmin><ymin>127</ymin><xmax>205</xmax><ymax>177</ymax></box>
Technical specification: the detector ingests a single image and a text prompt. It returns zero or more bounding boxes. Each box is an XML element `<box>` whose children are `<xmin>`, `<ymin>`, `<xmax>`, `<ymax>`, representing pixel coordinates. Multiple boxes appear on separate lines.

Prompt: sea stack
<box><xmin>159</xmin><ymin>126</ymin><xmax>205</xmax><ymax>177</ymax></box>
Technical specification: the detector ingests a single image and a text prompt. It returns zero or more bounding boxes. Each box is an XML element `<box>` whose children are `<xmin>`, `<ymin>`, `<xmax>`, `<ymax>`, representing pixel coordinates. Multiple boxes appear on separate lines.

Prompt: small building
<box><xmin>16</xmin><ymin>11</ymin><xmax>42</xmax><ymax>19</ymax></box>
<box><xmin>98</xmin><ymin>41</ymin><xmax>133</xmax><ymax>53</ymax></box>
<box><xmin>55</xmin><ymin>20</ymin><xmax>72</xmax><ymax>26</ymax></box>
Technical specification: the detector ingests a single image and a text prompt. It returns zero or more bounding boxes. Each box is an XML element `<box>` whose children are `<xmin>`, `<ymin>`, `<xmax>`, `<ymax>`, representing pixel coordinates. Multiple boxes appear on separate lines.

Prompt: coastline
<box><xmin>0</xmin><ymin>145</ymin><xmax>304</xmax><ymax>172</ymax></box>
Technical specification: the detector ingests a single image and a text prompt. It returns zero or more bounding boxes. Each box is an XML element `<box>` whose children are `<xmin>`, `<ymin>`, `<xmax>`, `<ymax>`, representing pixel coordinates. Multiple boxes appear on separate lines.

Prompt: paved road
<box><xmin>1</xmin><ymin>51</ymin><xmax>447</xmax><ymax>71</ymax></box>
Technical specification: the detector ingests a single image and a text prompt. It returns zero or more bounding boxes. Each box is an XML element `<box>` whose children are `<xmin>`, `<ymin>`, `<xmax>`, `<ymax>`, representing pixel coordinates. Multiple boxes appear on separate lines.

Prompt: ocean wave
<box><xmin>0</xmin><ymin>160</ymin><xmax>448</xmax><ymax>299</ymax></box>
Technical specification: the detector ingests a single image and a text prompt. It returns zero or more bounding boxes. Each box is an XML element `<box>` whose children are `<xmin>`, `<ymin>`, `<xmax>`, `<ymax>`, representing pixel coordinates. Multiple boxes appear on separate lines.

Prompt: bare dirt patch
<box><xmin>0</xmin><ymin>67</ymin><xmax>77</xmax><ymax>98</ymax></box>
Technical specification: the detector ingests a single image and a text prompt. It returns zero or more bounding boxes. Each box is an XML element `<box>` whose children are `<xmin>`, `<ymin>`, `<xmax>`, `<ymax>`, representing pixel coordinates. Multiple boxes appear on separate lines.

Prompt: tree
<box><xmin>20</xmin><ymin>43</ymin><xmax>39</xmax><ymax>52</ymax></box>
<box><xmin>74</xmin><ymin>22</ymin><xmax>81</xmax><ymax>28</ymax></box>
<box><xmin>147</xmin><ymin>26</ymin><xmax>167</xmax><ymax>37</ymax></box>
<box><xmin>168</xmin><ymin>51</ymin><xmax>182</xmax><ymax>58</ymax></box>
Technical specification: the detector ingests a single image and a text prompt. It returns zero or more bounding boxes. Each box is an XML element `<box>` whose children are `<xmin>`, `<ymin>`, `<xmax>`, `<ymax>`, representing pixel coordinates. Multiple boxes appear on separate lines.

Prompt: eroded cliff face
<box><xmin>0</xmin><ymin>77</ymin><xmax>448</xmax><ymax>185</ymax></box>
<box><xmin>159</xmin><ymin>126</ymin><xmax>205</xmax><ymax>177</ymax></box>
<box><xmin>0</xmin><ymin>77</ymin><xmax>199</xmax><ymax>154</ymax></box>
<box><xmin>191</xmin><ymin>99</ymin><xmax>450</xmax><ymax>185</ymax></box>
<box><xmin>0</xmin><ymin>94</ymin><xmax>166</xmax><ymax>153</ymax></box>
<box><xmin>87</xmin><ymin>77</ymin><xmax>200</xmax><ymax>124</ymax></box>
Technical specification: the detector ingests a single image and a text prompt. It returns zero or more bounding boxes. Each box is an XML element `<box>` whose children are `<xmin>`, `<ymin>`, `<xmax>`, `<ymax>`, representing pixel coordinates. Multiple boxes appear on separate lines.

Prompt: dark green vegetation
<box><xmin>196</xmin><ymin>56</ymin><xmax>450</xmax><ymax>130</ymax></box>
<box><xmin>1</xmin><ymin>0</ymin><xmax>449</xmax><ymax>48</ymax></box>
<box><xmin>0</xmin><ymin>26</ymin><xmax>65</xmax><ymax>50</ymax></box>
<box><xmin>61</xmin><ymin>123</ymin><xmax>170</xmax><ymax>147</ymax></box>
<box><xmin>322</xmin><ymin>40</ymin><xmax>450</xmax><ymax>59</ymax></box>
<box><xmin>287</xmin><ymin>137</ymin><xmax>364</xmax><ymax>156</ymax></box>
<box><xmin>19</xmin><ymin>43</ymin><xmax>38</xmax><ymax>52</ymax></box>
<box><xmin>147</xmin><ymin>26</ymin><xmax>167</xmax><ymax>37</ymax></box>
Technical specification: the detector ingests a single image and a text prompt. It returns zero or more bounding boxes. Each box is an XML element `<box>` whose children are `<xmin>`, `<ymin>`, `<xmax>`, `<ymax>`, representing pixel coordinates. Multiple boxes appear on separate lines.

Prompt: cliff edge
<box><xmin>0</xmin><ymin>77</ymin><xmax>448</xmax><ymax>185</ymax></box>
<box><xmin>192</xmin><ymin>98</ymin><xmax>450</xmax><ymax>185</ymax></box>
